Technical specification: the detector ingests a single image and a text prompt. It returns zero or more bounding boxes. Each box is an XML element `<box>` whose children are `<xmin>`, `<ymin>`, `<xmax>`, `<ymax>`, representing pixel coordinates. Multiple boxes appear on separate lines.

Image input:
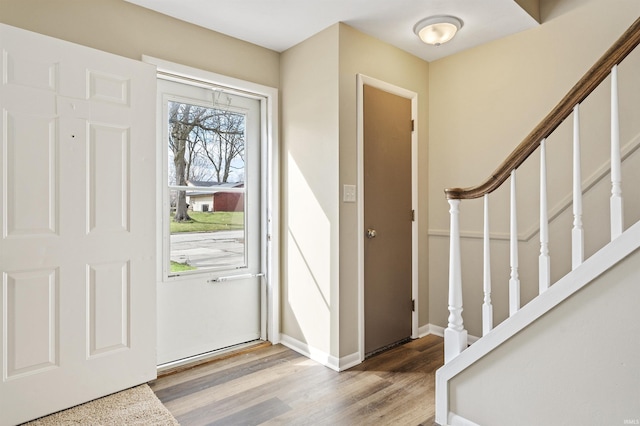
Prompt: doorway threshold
<box><xmin>156</xmin><ymin>340</ymin><xmax>271</xmax><ymax>377</ymax></box>
<box><xmin>365</xmin><ymin>337</ymin><xmax>413</xmax><ymax>359</ymax></box>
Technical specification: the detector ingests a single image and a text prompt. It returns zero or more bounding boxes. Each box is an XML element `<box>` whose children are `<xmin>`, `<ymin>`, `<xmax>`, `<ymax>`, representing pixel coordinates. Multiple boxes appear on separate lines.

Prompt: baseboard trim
<box><xmin>338</xmin><ymin>351</ymin><xmax>361</xmax><ymax>371</ymax></box>
<box><xmin>418</xmin><ymin>323</ymin><xmax>432</xmax><ymax>337</ymax></box>
<box><xmin>449</xmin><ymin>412</ymin><xmax>481</xmax><ymax>426</ymax></box>
<box><xmin>279</xmin><ymin>334</ymin><xmax>341</xmax><ymax>372</ymax></box>
<box><xmin>426</xmin><ymin>324</ymin><xmax>444</xmax><ymax>337</ymax></box>
<box><xmin>425</xmin><ymin>324</ymin><xmax>479</xmax><ymax>344</ymax></box>
<box><xmin>281</xmin><ymin>325</ymin><xmax>452</xmax><ymax>372</ymax></box>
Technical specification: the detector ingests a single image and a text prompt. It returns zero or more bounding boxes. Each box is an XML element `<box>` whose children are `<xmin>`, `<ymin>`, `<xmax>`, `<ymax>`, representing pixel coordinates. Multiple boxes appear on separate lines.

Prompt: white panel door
<box><xmin>0</xmin><ymin>24</ymin><xmax>156</xmax><ymax>425</ymax></box>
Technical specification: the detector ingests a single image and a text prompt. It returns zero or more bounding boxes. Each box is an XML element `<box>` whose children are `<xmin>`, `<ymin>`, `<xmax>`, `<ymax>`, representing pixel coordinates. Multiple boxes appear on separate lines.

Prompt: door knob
<box><xmin>366</xmin><ymin>228</ymin><xmax>377</xmax><ymax>239</ymax></box>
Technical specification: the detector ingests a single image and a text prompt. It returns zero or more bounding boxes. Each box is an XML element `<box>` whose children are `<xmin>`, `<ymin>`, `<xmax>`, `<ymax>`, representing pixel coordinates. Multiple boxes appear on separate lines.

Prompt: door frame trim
<box><xmin>143</xmin><ymin>56</ymin><xmax>280</xmax><ymax>347</ymax></box>
<box><xmin>356</xmin><ymin>74</ymin><xmax>418</xmax><ymax>361</ymax></box>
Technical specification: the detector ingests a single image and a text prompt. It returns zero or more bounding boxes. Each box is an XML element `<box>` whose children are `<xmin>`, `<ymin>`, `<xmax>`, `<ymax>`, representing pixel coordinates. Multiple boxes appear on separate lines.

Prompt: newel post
<box><xmin>445</xmin><ymin>199</ymin><xmax>467</xmax><ymax>363</ymax></box>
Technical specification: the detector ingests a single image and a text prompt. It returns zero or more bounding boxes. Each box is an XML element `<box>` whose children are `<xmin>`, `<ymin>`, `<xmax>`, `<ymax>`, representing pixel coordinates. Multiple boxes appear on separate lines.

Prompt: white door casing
<box><xmin>363</xmin><ymin>84</ymin><xmax>413</xmax><ymax>355</ymax></box>
<box><xmin>0</xmin><ymin>24</ymin><xmax>156</xmax><ymax>425</ymax></box>
<box><xmin>356</xmin><ymin>74</ymin><xmax>419</xmax><ymax>362</ymax></box>
<box><xmin>144</xmin><ymin>57</ymin><xmax>280</xmax><ymax>366</ymax></box>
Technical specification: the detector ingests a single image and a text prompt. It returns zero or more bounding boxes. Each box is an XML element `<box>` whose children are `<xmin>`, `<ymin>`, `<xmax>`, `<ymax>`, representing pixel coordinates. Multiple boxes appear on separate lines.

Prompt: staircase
<box><xmin>435</xmin><ymin>18</ymin><xmax>640</xmax><ymax>426</ymax></box>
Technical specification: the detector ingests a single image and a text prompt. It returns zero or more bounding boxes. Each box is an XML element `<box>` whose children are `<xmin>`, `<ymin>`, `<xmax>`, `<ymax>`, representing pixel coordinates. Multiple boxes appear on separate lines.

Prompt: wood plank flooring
<box><xmin>150</xmin><ymin>334</ymin><xmax>443</xmax><ymax>425</ymax></box>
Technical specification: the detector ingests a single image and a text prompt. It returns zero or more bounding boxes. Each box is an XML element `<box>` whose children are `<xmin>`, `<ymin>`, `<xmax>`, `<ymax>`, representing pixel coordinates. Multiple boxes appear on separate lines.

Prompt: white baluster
<box><xmin>445</xmin><ymin>199</ymin><xmax>467</xmax><ymax>363</ymax></box>
<box><xmin>539</xmin><ymin>139</ymin><xmax>550</xmax><ymax>294</ymax></box>
<box><xmin>482</xmin><ymin>194</ymin><xmax>493</xmax><ymax>336</ymax></box>
<box><xmin>572</xmin><ymin>104</ymin><xmax>584</xmax><ymax>270</ymax></box>
<box><xmin>509</xmin><ymin>170</ymin><xmax>520</xmax><ymax>316</ymax></box>
<box><xmin>611</xmin><ymin>65</ymin><xmax>624</xmax><ymax>240</ymax></box>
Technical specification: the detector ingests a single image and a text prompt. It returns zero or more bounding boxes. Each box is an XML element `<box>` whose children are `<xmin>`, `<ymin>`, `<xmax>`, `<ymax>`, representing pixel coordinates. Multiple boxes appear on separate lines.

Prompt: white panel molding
<box><xmin>86</xmin><ymin>261</ymin><xmax>130</xmax><ymax>358</ymax></box>
<box><xmin>2</xmin><ymin>49</ymin><xmax>58</xmax><ymax>92</ymax></box>
<box><xmin>429</xmin><ymin>132</ymin><xmax>640</xmax><ymax>242</ymax></box>
<box><xmin>435</xmin><ymin>219</ymin><xmax>640</xmax><ymax>425</ymax></box>
<box><xmin>3</xmin><ymin>112</ymin><xmax>58</xmax><ymax>238</ymax></box>
<box><xmin>2</xmin><ymin>268</ymin><xmax>59</xmax><ymax>380</ymax></box>
<box><xmin>87</xmin><ymin>71</ymin><xmax>130</xmax><ymax>106</ymax></box>
<box><xmin>86</xmin><ymin>124</ymin><xmax>130</xmax><ymax>234</ymax></box>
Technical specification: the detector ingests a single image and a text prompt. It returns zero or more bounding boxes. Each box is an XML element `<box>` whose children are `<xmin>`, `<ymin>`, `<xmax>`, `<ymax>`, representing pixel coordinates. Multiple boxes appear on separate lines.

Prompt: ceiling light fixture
<box><xmin>414</xmin><ymin>16</ymin><xmax>463</xmax><ymax>46</ymax></box>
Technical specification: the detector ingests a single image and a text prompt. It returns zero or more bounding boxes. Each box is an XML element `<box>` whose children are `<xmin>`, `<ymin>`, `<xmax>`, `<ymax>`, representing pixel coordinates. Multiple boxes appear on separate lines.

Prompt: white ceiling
<box><xmin>126</xmin><ymin>0</ymin><xmax>539</xmax><ymax>62</ymax></box>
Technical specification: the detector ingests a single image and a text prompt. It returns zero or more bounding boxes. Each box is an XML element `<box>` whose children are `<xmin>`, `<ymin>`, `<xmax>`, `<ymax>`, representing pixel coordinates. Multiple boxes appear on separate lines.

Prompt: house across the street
<box><xmin>186</xmin><ymin>180</ymin><xmax>244</xmax><ymax>212</ymax></box>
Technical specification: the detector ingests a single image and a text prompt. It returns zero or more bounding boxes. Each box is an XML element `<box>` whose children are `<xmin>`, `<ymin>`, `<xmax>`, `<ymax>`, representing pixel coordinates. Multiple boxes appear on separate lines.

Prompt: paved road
<box><xmin>170</xmin><ymin>230</ymin><xmax>245</xmax><ymax>269</ymax></box>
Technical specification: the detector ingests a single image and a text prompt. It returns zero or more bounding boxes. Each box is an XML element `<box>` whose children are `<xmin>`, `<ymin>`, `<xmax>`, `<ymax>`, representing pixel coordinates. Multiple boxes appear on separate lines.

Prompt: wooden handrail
<box><xmin>445</xmin><ymin>17</ymin><xmax>640</xmax><ymax>200</ymax></box>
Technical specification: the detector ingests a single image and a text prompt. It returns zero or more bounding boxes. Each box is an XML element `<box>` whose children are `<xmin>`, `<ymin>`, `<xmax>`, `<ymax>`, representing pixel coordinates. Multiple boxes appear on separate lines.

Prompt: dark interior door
<box><xmin>363</xmin><ymin>84</ymin><xmax>413</xmax><ymax>356</ymax></box>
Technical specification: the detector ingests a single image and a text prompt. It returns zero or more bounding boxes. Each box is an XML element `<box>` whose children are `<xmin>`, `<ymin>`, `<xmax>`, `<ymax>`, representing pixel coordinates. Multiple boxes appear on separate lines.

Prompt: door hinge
<box><xmin>412</xmin><ymin>299</ymin><xmax>415</xmax><ymax>312</ymax></box>
<box><xmin>411</xmin><ymin>209</ymin><xmax>415</xmax><ymax>222</ymax></box>
<box><xmin>411</xmin><ymin>119</ymin><xmax>415</xmax><ymax>132</ymax></box>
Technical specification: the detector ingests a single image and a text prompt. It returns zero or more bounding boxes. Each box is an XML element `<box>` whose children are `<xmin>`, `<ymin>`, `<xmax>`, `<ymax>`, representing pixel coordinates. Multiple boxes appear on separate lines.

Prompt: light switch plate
<box><xmin>343</xmin><ymin>184</ymin><xmax>356</xmax><ymax>203</ymax></box>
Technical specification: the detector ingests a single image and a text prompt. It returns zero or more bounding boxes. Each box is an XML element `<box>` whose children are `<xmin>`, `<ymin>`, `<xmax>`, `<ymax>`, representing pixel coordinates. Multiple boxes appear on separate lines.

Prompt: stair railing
<box><xmin>443</xmin><ymin>17</ymin><xmax>640</xmax><ymax>363</ymax></box>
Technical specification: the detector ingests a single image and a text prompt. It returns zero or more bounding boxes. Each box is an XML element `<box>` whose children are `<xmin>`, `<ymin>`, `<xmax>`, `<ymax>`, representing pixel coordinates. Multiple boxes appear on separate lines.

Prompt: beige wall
<box><xmin>1</xmin><ymin>0</ymin><xmax>431</xmax><ymax>364</ymax></box>
<box><xmin>428</xmin><ymin>0</ymin><xmax>640</xmax><ymax>337</ymax></box>
<box><xmin>0</xmin><ymin>0</ymin><xmax>280</xmax><ymax>88</ymax></box>
<box><xmin>280</xmin><ymin>25</ymin><xmax>340</xmax><ymax>356</ymax></box>
<box><xmin>337</xmin><ymin>24</ymin><xmax>430</xmax><ymax>357</ymax></box>
<box><xmin>280</xmin><ymin>23</ymin><xmax>430</xmax><ymax>360</ymax></box>
<box><xmin>7</xmin><ymin>0</ymin><xmax>636</xmax><ymax>367</ymax></box>
<box><xmin>449</xmin><ymin>246</ymin><xmax>640</xmax><ymax>425</ymax></box>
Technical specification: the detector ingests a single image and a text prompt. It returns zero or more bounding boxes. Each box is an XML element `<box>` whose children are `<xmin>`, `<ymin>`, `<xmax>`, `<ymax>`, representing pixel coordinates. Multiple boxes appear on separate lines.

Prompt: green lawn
<box><xmin>170</xmin><ymin>261</ymin><xmax>197</xmax><ymax>272</ymax></box>
<box><xmin>170</xmin><ymin>211</ymin><xmax>244</xmax><ymax>233</ymax></box>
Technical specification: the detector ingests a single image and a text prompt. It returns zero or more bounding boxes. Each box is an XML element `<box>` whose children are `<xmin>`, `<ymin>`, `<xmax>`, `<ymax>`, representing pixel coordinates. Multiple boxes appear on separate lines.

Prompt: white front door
<box><xmin>0</xmin><ymin>25</ymin><xmax>157</xmax><ymax>425</ymax></box>
<box><xmin>156</xmin><ymin>77</ymin><xmax>264</xmax><ymax>365</ymax></box>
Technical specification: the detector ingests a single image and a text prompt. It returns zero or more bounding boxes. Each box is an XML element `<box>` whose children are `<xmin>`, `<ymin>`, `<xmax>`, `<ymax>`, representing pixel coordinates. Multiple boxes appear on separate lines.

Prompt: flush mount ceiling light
<box><xmin>414</xmin><ymin>16</ymin><xmax>463</xmax><ymax>46</ymax></box>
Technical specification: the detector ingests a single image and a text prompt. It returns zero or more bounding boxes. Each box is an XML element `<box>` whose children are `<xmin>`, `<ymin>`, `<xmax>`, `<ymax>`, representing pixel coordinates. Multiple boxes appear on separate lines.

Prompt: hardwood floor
<box><xmin>150</xmin><ymin>334</ymin><xmax>443</xmax><ymax>425</ymax></box>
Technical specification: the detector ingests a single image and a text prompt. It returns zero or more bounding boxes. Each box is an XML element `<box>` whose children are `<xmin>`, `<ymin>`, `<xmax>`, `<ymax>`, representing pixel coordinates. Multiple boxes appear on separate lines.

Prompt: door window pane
<box><xmin>167</xmin><ymin>100</ymin><xmax>247</xmax><ymax>274</ymax></box>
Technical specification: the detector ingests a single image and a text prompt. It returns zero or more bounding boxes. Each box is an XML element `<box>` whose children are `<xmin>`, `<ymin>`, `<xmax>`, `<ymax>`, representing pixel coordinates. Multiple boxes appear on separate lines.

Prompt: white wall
<box><xmin>448</xmin><ymin>246</ymin><xmax>640</xmax><ymax>425</ymax></box>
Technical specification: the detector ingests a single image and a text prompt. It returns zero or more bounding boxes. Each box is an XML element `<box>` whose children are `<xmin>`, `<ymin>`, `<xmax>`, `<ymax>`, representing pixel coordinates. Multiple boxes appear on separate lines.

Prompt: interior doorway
<box><xmin>357</xmin><ymin>76</ymin><xmax>419</xmax><ymax>358</ymax></box>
